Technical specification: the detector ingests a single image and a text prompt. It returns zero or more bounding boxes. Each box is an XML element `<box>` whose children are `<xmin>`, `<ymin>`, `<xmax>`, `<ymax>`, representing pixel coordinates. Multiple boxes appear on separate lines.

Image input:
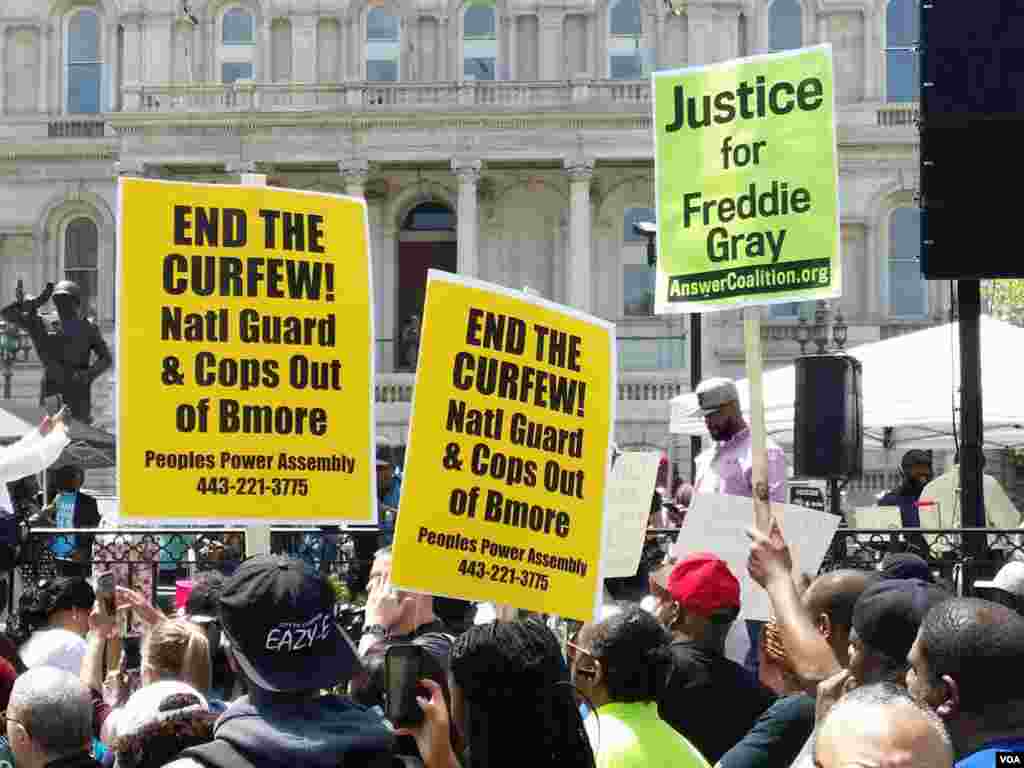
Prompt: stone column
<box><xmin>0</xmin><ymin>26</ymin><xmax>7</xmax><ymax>115</ymax></box>
<box><xmin>107</xmin><ymin>23</ymin><xmax>120</xmax><ymax>109</ymax></box>
<box><xmin>865</xmin><ymin>221</ymin><xmax>880</xmax><ymax>319</ymax></box>
<box><xmin>340</xmin><ymin>158</ymin><xmax>370</xmax><ymax>198</ymax></box>
<box><xmin>564</xmin><ymin>157</ymin><xmax>594</xmax><ymax>312</ymax></box>
<box><xmin>438</xmin><ymin>16</ymin><xmax>450</xmax><ymax>80</ymax></box>
<box><xmin>687</xmin><ymin>4</ymin><xmax>713</xmax><ymax>67</ymax></box>
<box><xmin>506</xmin><ymin>13</ymin><xmax>517</xmax><ymax>80</ymax></box>
<box><xmin>207</xmin><ymin>19</ymin><xmax>217</xmax><ymax>82</ymax></box>
<box><xmin>652</xmin><ymin>12</ymin><xmax>664</xmax><ymax>69</ymax></box>
<box><xmin>538</xmin><ymin>9</ymin><xmax>563</xmax><ymax>80</ymax></box>
<box><xmin>38</xmin><ymin>21</ymin><xmax>50</xmax><ymax>114</ymax></box>
<box><xmin>260</xmin><ymin>18</ymin><xmax>272</xmax><ymax>81</ymax></box>
<box><xmin>717</xmin><ymin>7</ymin><xmax>740</xmax><ymax>62</ymax></box>
<box><xmin>452</xmin><ymin>158</ymin><xmax>482</xmax><ymax>277</ymax></box>
<box><xmin>121</xmin><ymin>18</ymin><xmax>141</xmax><ymax>86</ymax></box>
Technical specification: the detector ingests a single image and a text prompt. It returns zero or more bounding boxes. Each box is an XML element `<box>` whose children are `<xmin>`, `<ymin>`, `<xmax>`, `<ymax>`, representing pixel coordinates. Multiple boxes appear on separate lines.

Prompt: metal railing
<box><xmin>14</xmin><ymin>525</ymin><xmax>1019</xmax><ymax>624</ymax></box>
<box><xmin>645</xmin><ymin>527</ymin><xmax>1024</xmax><ymax>594</ymax></box>
<box><xmin>122</xmin><ymin>79</ymin><xmax>655</xmax><ymax>113</ymax></box>
<box><xmin>12</xmin><ymin>526</ymin><xmax>389</xmax><ymax>617</ymax></box>
<box><xmin>47</xmin><ymin>120</ymin><xmax>107</xmax><ymax>138</ymax></box>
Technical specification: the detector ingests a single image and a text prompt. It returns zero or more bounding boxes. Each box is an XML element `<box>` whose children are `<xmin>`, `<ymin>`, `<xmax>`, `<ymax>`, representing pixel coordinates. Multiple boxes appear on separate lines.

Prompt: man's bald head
<box><xmin>815</xmin><ymin>683</ymin><xmax>953</xmax><ymax>768</ymax></box>
<box><xmin>804</xmin><ymin>569</ymin><xmax>878</xmax><ymax>667</ymax></box>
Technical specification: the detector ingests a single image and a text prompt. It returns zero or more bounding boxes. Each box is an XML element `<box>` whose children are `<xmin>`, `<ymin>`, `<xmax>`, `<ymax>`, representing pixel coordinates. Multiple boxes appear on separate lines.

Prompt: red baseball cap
<box><xmin>666</xmin><ymin>553</ymin><xmax>741</xmax><ymax>618</ymax></box>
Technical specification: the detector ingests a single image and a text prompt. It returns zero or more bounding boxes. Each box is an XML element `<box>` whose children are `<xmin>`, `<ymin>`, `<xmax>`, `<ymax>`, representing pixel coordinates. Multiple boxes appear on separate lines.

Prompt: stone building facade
<box><xmin>0</xmin><ymin>0</ymin><xmax>929</xmax><ymax>493</ymax></box>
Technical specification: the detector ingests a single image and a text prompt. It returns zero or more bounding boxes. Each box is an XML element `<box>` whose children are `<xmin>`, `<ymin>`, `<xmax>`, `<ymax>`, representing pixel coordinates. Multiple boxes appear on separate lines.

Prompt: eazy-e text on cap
<box><xmin>264</xmin><ymin>611</ymin><xmax>333</xmax><ymax>653</ymax></box>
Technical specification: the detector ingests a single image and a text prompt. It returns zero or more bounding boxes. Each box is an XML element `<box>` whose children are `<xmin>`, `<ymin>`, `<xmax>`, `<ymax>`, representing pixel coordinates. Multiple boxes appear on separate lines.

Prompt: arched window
<box><xmin>463</xmin><ymin>2</ymin><xmax>497</xmax><ymax>81</ymax></box>
<box><xmin>887</xmin><ymin>0</ymin><xmax>918</xmax><ymax>102</ymax></box>
<box><xmin>608</xmin><ymin>0</ymin><xmax>648</xmax><ymax>79</ymax></box>
<box><xmin>66</xmin><ymin>9</ymin><xmax>102</xmax><ymax>113</ymax></box>
<box><xmin>888</xmin><ymin>207</ymin><xmax>925</xmax><ymax>316</ymax></box>
<box><xmin>220</xmin><ymin>7</ymin><xmax>255</xmax><ymax>83</ymax></box>
<box><xmin>402</xmin><ymin>202</ymin><xmax>456</xmax><ymax>230</ymax></box>
<box><xmin>367</xmin><ymin>8</ymin><xmax>400</xmax><ymax>81</ymax></box>
<box><xmin>64</xmin><ymin>217</ymin><xmax>99</xmax><ymax>313</ymax></box>
<box><xmin>769</xmin><ymin>0</ymin><xmax>802</xmax><ymax>52</ymax></box>
<box><xmin>397</xmin><ymin>202</ymin><xmax>456</xmax><ymax>370</ymax></box>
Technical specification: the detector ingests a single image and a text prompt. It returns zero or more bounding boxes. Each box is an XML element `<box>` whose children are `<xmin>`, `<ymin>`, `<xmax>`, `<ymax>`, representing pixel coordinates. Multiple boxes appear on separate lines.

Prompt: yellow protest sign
<box><xmin>390</xmin><ymin>272</ymin><xmax>616</xmax><ymax>622</ymax></box>
<box><xmin>653</xmin><ymin>45</ymin><xmax>840</xmax><ymax>313</ymax></box>
<box><xmin>117</xmin><ymin>178</ymin><xmax>376</xmax><ymax>523</ymax></box>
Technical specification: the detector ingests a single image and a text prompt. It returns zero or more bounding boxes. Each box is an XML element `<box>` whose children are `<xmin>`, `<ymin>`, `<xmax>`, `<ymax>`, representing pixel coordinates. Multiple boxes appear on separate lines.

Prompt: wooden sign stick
<box><xmin>743</xmin><ymin>308</ymin><xmax>773</xmax><ymax>533</ymax></box>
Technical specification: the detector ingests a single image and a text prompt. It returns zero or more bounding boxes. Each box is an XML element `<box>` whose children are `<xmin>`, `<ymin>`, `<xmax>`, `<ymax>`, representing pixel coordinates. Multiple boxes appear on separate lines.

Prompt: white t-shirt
<box><xmin>19</xmin><ymin>628</ymin><xmax>87</xmax><ymax>675</ymax></box>
<box><xmin>105</xmin><ymin>680</ymin><xmax>209</xmax><ymax>741</ymax></box>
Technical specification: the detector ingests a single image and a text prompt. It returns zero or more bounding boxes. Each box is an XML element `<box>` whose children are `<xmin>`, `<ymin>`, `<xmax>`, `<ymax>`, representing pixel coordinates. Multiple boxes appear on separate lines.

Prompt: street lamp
<box><xmin>0</xmin><ymin>320</ymin><xmax>21</xmax><ymax>400</ymax></box>
<box><xmin>632</xmin><ymin>221</ymin><xmax>657</xmax><ymax>268</ymax></box>
<box><xmin>795</xmin><ymin>300</ymin><xmax>848</xmax><ymax>355</ymax></box>
<box><xmin>664</xmin><ymin>0</ymin><xmax>687</xmax><ymax>16</ymax></box>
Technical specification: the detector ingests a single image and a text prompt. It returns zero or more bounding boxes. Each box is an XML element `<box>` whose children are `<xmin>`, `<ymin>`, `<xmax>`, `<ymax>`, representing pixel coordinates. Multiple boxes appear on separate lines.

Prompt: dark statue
<box><xmin>400</xmin><ymin>314</ymin><xmax>421</xmax><ymax>370</ymax></box>
<box><xmin>0</xmin><ymin>280</ymin><xmax>113</xmax><ymax>424</ymax></box>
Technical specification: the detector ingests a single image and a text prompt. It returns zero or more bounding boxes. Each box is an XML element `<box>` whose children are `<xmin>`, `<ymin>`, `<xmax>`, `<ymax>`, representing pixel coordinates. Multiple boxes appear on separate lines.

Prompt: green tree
<box><xmin>984</xmin><ymin>279</ymin><xmax>1024</xmax><ymax>326</ymax></box>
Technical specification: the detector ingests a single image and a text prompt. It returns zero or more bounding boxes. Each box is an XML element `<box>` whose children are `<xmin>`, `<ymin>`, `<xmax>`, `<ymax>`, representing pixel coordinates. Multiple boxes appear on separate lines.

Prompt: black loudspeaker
<box><xmin>793</xmin><ymin>355</ymin><xmax>863</xmax><ymax>480</ymax></box>
<box><xmin>920</xmin><ymin>0</ymin><xmax>1024</xmax><ymax>278</ymax></box>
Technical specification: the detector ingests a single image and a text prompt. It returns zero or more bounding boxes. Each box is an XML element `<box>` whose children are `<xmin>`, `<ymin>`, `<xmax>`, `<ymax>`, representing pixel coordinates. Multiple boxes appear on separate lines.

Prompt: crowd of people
<box><xmin>0</xmin><ymin>523</ymin><xmax>1017</xmax><ymax>768</ymax></box>
<box><xmin>3</xmin><ymin>372</ymin><xmax>1024</xmax><ymax>768</ymax></box>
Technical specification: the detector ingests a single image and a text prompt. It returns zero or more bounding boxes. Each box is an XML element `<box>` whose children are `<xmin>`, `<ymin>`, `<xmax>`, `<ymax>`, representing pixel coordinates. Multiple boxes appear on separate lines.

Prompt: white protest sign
<box><xmin>670</xmin><ymin>492</ymin><xmax>841</xmax><ymax>621</ymax></box>
<box><xmin>603</xmin><ymin>452</ymin><xmax>662</xmax><ymax>578</ymax></box>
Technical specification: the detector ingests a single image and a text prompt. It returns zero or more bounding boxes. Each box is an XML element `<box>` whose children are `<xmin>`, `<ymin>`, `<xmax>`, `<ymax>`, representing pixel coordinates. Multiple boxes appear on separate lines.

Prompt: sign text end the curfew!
<box><xmin>117</xmin><ymin>179</ymin><xmax>376</xmax><ymax>524</ymax></box>
<box><xmin>391</xmin><ymin>273</ymin><xmax>615</xmax><ymax>622</ymax></box>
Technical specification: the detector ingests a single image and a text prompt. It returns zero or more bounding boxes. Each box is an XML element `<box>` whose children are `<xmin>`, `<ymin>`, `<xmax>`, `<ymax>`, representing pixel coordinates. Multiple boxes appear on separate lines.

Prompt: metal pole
<box><xmin>2</xmin><ymin>359</ymin><xmax>10</xmax><ymax>400</ymax></box>
<box><xmin>690</xmin><ymin>313</ymin><xmax>702</xmax><ymax>483</ymax></box>
<box><xmin>958</xmin><ymin>279</ymin><xmax>986</xmax><ymax>557</ymax></box>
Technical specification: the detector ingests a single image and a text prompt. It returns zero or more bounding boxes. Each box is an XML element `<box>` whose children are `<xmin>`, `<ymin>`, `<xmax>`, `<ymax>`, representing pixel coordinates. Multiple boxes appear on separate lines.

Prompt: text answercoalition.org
<box><xmin>667</xmin><ymin>258</ymin><xmax>832</xmax><ymax>302</ymax></box>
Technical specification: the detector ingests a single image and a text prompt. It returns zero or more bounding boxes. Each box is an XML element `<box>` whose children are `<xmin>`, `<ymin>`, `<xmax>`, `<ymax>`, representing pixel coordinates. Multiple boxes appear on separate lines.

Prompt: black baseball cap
<box><xmin>218</xmin><ymin>555</ymin><xmax>359</xmax><ymax>693</ymax></box>
<box><xmin>852</xmin><ymin>578</ymin><xmax>950</xmax><ymax>662</ymax></box>
<box><xmin>880</xmin><ymin>553</ymin><xmax>933</xmax><ymax>583</ymax></box>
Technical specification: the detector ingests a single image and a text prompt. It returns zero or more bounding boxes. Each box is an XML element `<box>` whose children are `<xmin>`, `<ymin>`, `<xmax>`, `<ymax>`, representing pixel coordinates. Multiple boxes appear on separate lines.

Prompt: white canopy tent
<box><xmin>670</xmin><ymin>316</ymin><xmax>1024</xmax><ymax>452</ymax></box>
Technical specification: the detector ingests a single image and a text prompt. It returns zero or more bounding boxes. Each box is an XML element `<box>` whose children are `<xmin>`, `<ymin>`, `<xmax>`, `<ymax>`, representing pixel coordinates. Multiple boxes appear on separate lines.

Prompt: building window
<box><xmin>464</xmin><ymin>2</ymin><xmax>497</xmax><ymax>81</ymax></box>
<box><xmin>223</xmin><ymin>8</ymin><xmax>255</xmax><ymax>44</ymax></box>
<box><xmin>770</xmin><ymin>300</ymin><xmax>815</xmax><ymax>319</ymax></box>
<box><xmin>769</xmin><ymin>0</ymin><xmax>802</xmax><ymax>52</ymax></box>
<box><xmin>609</xmin><ymin>0</ymin><xmax>648</xmax><ymax>79</ymax></box>
<box><xmin>403</xmin><ymin>202</ymin><xmax>456</xmax><ymax>231</ymax></box>
<box><xmin>624</xmin><ymin>265</ymin><xmax>655</xmax><ymax>316</ymax></box>
<box><xmin>67</xmin><ymin>9</ymin><xmax>102</xmax><ymax>114</ymax></box>
<box><xmin>64</xmin><ymin>217</ymin><xmax>99</xmax><ymax>313</ymax></box>
<box><xmin>219</xmin><ymin>7</ymin><xmax>255</xmax><ymax>83</ymax></box>
<box><xmin>623</xmin><ymin>208</ymin><xmax>656</xmax><ymax>316</ymax></box>
<box><xmin>618</xmin><ymin>336</ymin><xmax>684</xmax><ymax>370</ymax></box>
<box><xmin>222</xmin><ymin>62</ymin><xmax>254</xmax><ymax>83</ymax></box>
<box><xmin>888</xmin><ymin>207</ymin><xmax>925</xmax><ymax>316</ymax></box>
<box><xmin>367</xmin><ymin>7</ymin><xmax>400</xmax><ymax>82</ymax></box>
<box><xmin>887</xmin><ymin>0</ymin><xmax>918</xmax><ymax>102</ymax></box>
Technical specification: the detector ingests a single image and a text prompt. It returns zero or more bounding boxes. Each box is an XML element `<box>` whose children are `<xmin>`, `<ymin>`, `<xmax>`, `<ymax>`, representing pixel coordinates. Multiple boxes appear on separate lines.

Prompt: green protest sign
<box><xmin>653</xmin><ymin>45</ymin><xmax>840</xmax><ymax>314</ymax></box>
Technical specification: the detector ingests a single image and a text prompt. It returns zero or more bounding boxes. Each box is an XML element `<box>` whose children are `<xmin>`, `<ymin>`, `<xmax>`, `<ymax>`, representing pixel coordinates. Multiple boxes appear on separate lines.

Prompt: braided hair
<box><xmin>9</xmin><ymin>577</ymin><xmax>94</xmax><ymax>647</ymax></box>
<box><xmin>450</xmin><ymin>619</ymin><xmax>595</xmax><ymax>768</ymax></box>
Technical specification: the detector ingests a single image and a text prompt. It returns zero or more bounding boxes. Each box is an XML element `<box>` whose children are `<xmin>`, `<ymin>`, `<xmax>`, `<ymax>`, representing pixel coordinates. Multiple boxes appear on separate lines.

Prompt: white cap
<box><xmin>975</xmin><ymin>561</ymin><xmax>1024</xmax><ymax>598</ymax></box>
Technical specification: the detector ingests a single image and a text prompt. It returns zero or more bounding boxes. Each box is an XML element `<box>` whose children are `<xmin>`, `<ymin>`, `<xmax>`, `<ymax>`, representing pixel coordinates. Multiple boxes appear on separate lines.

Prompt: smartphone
<box><xmin>385</xmin><ymin>644</ymin><xmax>425</xmax><ymax>727</ymax></box>
<box><xmin>43</xmin><ymin>394</ymin><xmax>63</xmax><ymax>417</ymax></box>
<box><xmin>95</xmin><ymin>571</ymin><xmax>116</xmax><ymax>616</ymax></box>
<box><xmin>122</xmin><ymin>635</ymin><xmax>142</xmax><ymax>671</ymax></box>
